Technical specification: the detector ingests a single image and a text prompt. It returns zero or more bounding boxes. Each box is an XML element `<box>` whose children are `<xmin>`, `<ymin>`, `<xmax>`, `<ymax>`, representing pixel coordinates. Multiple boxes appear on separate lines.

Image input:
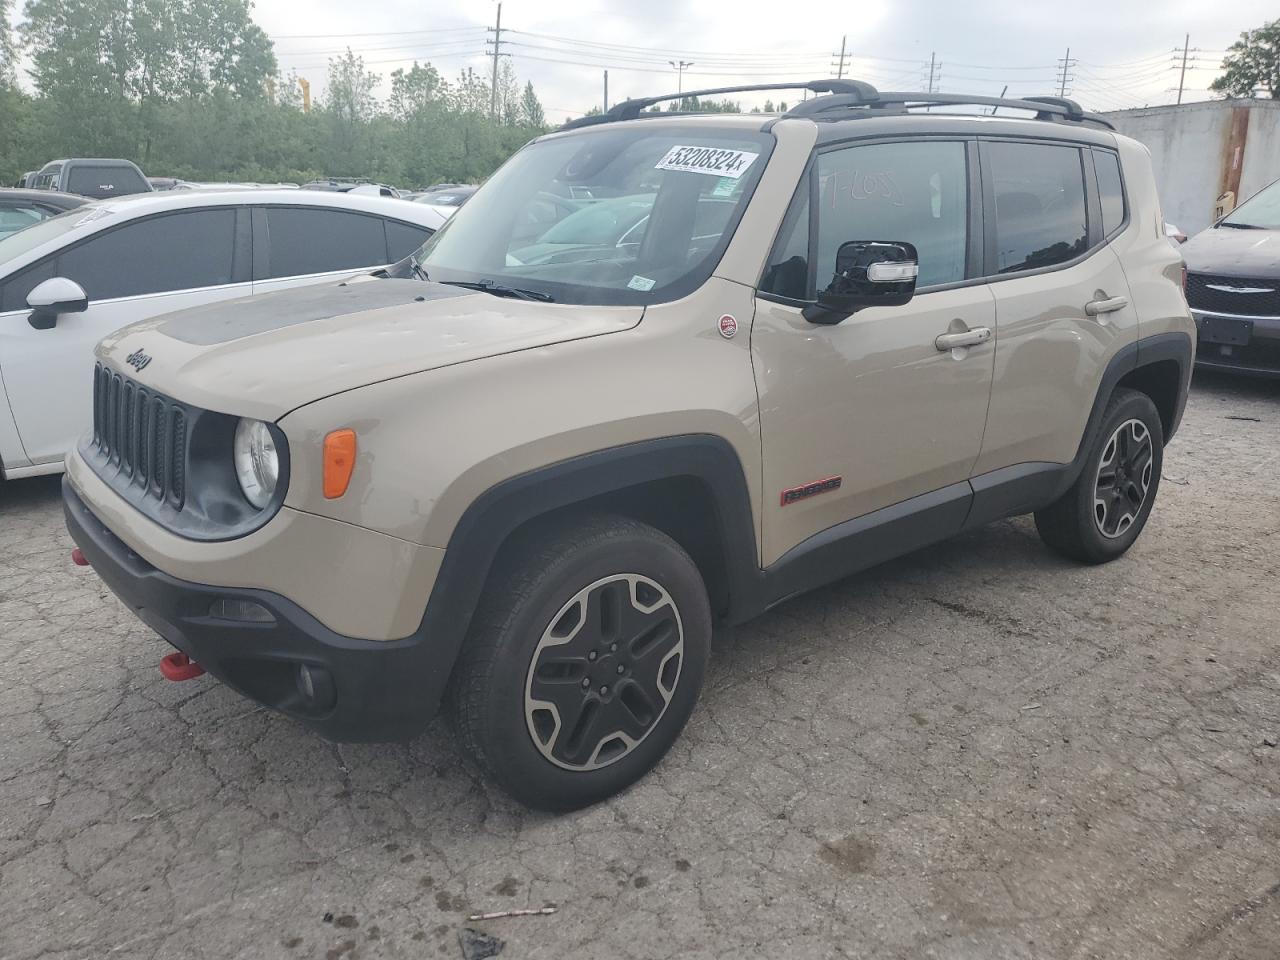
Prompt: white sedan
<box><xmin>0</xmin><ymin>190</ymin><xmax>449</xmax><ymax>478</ymax></box>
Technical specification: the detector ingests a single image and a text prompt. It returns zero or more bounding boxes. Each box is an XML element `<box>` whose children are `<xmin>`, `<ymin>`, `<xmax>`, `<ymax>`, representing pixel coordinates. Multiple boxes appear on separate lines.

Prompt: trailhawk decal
<box><xmin>655</xmin><ymin>145</ymin><xmax>759</xmax><ymax>179</ymax></box>
<box><xmin>780</xmin><ymin>476</ymin><xmax>843</xmax><ymax>506</ymax></box>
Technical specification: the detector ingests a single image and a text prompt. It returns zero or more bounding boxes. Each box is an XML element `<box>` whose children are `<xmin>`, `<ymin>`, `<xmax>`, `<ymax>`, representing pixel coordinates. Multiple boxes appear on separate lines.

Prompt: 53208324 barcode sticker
<box><xmin>655</xmin><ymin>145</ymin><xmax>760</xmax><ymax>179</ymax></box>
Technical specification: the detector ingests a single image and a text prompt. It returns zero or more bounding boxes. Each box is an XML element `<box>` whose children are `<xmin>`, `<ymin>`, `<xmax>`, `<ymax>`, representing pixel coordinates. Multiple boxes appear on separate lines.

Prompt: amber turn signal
<box><xmin>323</xmin><ymin>429</ymin><xmax>357</xmax><ymax>499</ymax></box>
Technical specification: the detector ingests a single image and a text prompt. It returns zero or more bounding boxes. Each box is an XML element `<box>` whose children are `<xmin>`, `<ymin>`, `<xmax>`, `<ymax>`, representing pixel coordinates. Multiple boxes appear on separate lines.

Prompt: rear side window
<box><xmin>264</xmin><ymin>208</ymin><xmax>389</xmax><ymax>278</ymax></box>
<box><xmin>1093</xmin><ymin>150</ymin><xmax>1125</xmax><ymax>236</ymax></box>
<box><xmin>987</xmin><ymin>142</ymin><xmax>1088</xmax><ymax>274</ymax></box>
<box><xmin>386</xmin><ymin>220</ymin><xmax>432</xmax><ymax>262</ymax></box>
<box><xmin>65</xmin><ymin>165</ymin><xmax>149</xmax><ymax>198</ymax></box>
<box><xmin>57</xmin><ymin>209</ymin><xmax>237</xmax><ymax>300</ymax></box>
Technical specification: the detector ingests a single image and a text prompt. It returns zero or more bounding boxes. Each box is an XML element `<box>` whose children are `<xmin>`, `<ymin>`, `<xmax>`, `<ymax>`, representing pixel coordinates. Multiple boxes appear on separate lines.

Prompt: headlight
<box><xmin>233</xmin><ymin>418</ymin><xmax>279</xmax><ymax>509</ymax></box>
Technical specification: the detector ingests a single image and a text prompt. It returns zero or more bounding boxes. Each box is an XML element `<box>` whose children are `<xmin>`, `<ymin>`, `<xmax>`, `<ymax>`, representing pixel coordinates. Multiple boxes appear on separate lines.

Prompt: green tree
<box><xmin>519</xmin><ymin>81</ymin><xmax>545</xmax><ymax>127</ymax></box>
<box><xmin>0</xmin><ymin>0</ymin><xmax>15</xmax><ymax>83</ymax></box>
<box><xmin>1212</xmin><ymin>18</ymin><xmax>1280</xmax><ymax>99</ymax></box>
<box><xmin>388</xmin><ymin>62</ymin><xmax>445</xmax><ymax>122</ymax></box>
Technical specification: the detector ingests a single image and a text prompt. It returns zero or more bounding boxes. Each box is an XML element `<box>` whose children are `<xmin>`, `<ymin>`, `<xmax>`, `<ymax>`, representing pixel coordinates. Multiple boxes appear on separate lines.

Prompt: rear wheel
<box><xmin>452</xmin><ymin>515</ymin><xmax>711</xmax><ymax>811</ymax></box>
<box><xmin>1035</xmin><ymin>387</ymin><xmax>1164</xmax><ymax>564</ymax></box>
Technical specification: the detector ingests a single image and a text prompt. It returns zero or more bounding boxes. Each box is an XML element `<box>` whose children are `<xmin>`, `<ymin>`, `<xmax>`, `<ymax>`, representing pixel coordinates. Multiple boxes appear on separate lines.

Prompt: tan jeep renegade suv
<box><xmin>63</xmin><ymin>81</ymin><xmax>1194</xmax><ymax>810</ymax></box>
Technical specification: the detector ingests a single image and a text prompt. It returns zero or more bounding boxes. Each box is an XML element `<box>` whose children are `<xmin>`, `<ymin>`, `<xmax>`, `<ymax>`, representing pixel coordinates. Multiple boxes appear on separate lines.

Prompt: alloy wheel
<box><xmin>1093</xmin><ymin>418</ymin><xmax>1154</xmax><ymax>539</ymax></box>
<box><xmin>524</xmin><ymin>574</ymin><xmax>684</xmax><ymax>771</ymax></box>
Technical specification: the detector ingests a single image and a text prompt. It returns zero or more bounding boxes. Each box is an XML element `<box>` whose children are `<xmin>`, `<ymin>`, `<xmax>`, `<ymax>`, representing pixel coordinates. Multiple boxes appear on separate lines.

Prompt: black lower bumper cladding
<box><xmin>63</xmin><ymin>479</ymin><xmax>443</xmax><ymax>742</ymax></box>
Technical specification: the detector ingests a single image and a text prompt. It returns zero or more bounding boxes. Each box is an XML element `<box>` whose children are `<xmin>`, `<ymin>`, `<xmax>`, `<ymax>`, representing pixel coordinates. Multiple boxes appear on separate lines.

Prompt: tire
<box><xmin>1035</xmin><ymin>387</ymin><xmax>1164</xmax><ymax>564</ymax></box>
<box><xmin>452</xmin><ymin>514</ymin><xmax>711</xmax><ymax>811</ymax></box>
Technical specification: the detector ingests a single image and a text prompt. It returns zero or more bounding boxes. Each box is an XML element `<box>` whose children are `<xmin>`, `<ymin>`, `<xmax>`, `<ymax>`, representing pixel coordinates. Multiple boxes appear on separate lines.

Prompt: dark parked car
<box><xmin>415</xmin><ymin>185</ymin><xmax>477</xmax><ymax>207</ymax></box>
<box><xmin>0</xmin><ymin>189</ymin><xmax>88</xmax><ymax>243</ymax></box>
<box><xmin>31</xmin><ymin>159</ymin><xmax>153</xmax><ymax>199</ymax></box>
<box><xmin>1183</xmin><ymin>177</ymin><xmax>1280</xmax><ymax>377</ymax></box>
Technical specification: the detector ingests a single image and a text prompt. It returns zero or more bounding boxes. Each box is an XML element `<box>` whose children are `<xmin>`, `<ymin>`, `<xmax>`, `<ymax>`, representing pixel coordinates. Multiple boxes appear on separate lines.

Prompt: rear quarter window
<box><xmin>1093</xmin><ymin>150</ymin><xmax>1126</xmax><ymax>236</ymax></box>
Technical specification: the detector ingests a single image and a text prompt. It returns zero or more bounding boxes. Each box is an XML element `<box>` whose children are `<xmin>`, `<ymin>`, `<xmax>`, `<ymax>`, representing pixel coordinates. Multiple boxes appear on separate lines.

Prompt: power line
<box><xmin>1055</xmin><ymin>47</ymin><xmax>1077</xmax><ymax>97</ymax></box>
<box><xmin>832</xmin><ymin>35</ymin><xmax>849</xmax><ymax>79</ymax></box>
<box><xmin>271</xmin><ymin>26</ymin><xmax>483</xmax><ymax>40</ymax></box>
<box><xmin>486</xmin><ymin>3</ymin><xmax>505</xmax><ymax>118</ymax></box>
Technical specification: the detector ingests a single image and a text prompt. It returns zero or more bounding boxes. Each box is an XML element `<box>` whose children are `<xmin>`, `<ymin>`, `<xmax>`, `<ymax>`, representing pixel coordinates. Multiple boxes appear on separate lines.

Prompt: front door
<box><xmin>752</xmin><ymin>137</ymin><xmax>994</xmax><ymax>565</ymax></box>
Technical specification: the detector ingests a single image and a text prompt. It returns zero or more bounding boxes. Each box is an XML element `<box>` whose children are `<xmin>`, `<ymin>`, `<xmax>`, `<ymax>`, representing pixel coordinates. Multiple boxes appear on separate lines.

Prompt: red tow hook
<box><xmin>159</xmin><ymin>652</ymin><xmax>206</xmax><ymax>681</ymax></box>
<box><xmin>71</xmin><ymin>548</ymin><xmax>89</xmax><ymax>567</ymax></box>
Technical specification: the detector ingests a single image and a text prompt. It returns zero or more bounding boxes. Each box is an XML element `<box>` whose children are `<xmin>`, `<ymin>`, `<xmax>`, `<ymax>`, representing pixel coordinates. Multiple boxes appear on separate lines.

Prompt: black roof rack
<box><xmin>785</xmin><ymin>90</ymin><xmax>1113</xmax><ymax>129</ymax></box>
<box><xmin>560</xmin><ymin>79</ymin><xmax>878</xmax><ymax>130</ymax></box>
<box><xmin>559</xmin><ymin>79</ymin><xmax>1114</xmax><ymax>132</ymax></box>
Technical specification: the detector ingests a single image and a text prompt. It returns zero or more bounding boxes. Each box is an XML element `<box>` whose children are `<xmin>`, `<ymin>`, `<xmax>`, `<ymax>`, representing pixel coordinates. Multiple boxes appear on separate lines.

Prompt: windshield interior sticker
<box><xmin>655</xmin><ymin>145</ymin><xmax>759</xmax><ymax>179</ymax></box>
<box><xmin>711</xmin><ymin>176</ymin><xmax>737</xmax><ymax>198</ymax></box>
<box><xmin>627</xmin><ymin>275</ymin><xmax>657</xmax><ymax>291</ymax></box>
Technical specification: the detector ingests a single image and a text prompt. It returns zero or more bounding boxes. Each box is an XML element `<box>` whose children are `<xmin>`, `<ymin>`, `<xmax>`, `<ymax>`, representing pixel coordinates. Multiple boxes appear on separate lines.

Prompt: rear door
<box><xmin>0</xmin><ymin>207</ymin><xmax>251</xmax><ymax>464</ymax></box>
<box><xmin>973</xmin><ymin>139</ymin><xmax>1138</xmax><ymax>475</ymax></box>
<box><xmin>251</xmin><ymin>206</ymin><xmax>428</xmax><ymax>294</ymax></box>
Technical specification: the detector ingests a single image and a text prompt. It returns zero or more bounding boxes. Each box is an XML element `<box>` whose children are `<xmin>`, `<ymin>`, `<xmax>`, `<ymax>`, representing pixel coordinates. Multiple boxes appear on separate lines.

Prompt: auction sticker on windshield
<box><xmin>655</xmin><ymin>145</ymin><xmax>759</xmax><ymax>179</ymax></box>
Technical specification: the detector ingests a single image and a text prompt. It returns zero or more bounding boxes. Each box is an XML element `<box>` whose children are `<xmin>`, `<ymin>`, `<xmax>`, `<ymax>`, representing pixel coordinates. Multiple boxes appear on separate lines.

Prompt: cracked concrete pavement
<box><xmin>2</xmin><ymin>370</ymin><xmax>1278</xmax><ymax>960</ymax></box>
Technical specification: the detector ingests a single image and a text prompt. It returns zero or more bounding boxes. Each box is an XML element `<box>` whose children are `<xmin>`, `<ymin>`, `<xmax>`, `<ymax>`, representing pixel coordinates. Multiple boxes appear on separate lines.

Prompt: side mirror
<box><xmin>26</xmin><ymin>277</ymin><xmax>88</xmax><ymax>330</ymax></box>
<box><xmin>803</xmin><ymin>241</ymin><xmax>919</xmax><ymax>324</ymax></box>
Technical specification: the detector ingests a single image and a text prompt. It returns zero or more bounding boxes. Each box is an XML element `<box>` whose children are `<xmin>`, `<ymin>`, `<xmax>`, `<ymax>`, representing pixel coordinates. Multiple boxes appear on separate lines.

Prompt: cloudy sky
<box><xmin>253</xmin><ymin>0</ymin><xmax>1278</xmax><ymax>121</ymax></box>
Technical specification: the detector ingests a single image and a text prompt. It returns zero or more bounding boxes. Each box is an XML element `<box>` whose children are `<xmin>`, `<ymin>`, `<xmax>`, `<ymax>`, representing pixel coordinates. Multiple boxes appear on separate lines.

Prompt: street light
<box><xmin>669</xmin><ymin>59</ymin><xmax>694</xmax><ymax>95</ymax></box>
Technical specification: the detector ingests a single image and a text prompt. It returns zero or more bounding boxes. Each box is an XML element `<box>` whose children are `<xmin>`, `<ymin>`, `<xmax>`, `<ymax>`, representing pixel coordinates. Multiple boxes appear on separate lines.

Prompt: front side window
<box><xmin>416</xmin><ymin>126</ymin><xmax>773</xmax><ymax>305</ymax></box>
<box><xmin>57</xmin><ymin>209</ymin><xmax>237</xmax><ymax>300</ymax></box>
<box><xmin>987</xmin><ymin>141</ymin><xmax>1088</xmax><ymax>274</ymax></box>
<box><xmin>814</xmin><ymin>140</ymin><xmax>969</xmax><ymax>290</ymax></box>
<box><xmin>760</xmin><ymin>182</ymin><xmax>810</xmax><ymax>300</ymax></box>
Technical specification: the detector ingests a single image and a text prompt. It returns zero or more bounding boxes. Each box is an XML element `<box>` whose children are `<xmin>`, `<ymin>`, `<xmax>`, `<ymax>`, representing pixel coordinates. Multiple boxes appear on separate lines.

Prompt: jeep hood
<box><xmin>1182</xmin><ymin>225</ymin><xmax>1280</xmax><ymax>276</ymax></box>
<box><xmin>96</xmin><ymin>277</ymin><xmax>642</xmax><ymax>420</ymax></box>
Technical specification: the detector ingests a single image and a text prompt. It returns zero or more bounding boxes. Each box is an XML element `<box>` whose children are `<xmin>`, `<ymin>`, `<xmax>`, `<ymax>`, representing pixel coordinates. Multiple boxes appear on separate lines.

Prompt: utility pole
<box><xmin>669</xmin><ymin>59</ymin><xmax>693</xmax><ymax>94</ymax></box>
<box><xmin>831</xmin><ymin>35</ymin><xmax>849</xmax><ymax>79</ymax></box>
<box><xmin>1055</xmin><ymin>47</ymin><xmax>1076</xmax><ymax>98</ymax></box>
<box><xmin>1176</xmin><ymin>33</ymin><xmax>1191</xmax><ymax>105</ymax></box>
<box><xmin>603</xmin><ymin>70</ymin><xmax>608</xmax><ymax>112</ymax></box>
<box><xmin>487</xmin><ymin>2</ymin><xmax>503</xmax><ymax>120</ymax></box>
<box><xmin>926</xmin><ymin>52</ymin><xmax>939</xmax><ymax>93</ymax></box>
<box><xmin>298</xmin><ymin>77</ymin><xmax>311</xmax><ymax>114</ymax></box>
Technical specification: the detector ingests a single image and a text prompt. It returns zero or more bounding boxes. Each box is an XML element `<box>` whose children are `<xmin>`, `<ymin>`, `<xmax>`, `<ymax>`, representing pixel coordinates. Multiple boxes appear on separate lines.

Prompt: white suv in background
<box><xmin>0</xmin><ymin>190</ymin><xmax>449</xmax><ymax>479</ymax></box>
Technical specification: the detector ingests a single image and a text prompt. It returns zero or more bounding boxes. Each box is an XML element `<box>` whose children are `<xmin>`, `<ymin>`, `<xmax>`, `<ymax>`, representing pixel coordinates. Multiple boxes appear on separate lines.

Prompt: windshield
<box><xmin>0</xmin><ymin>204</ymin><xmax>107</xmax><ymax>263</ymax></box>
<box><xmin>1222</xmin><ymin>177</ymin><xmax>1280</xmax><ymax>229</ymax></box>
<box><xmin>415</xmin><ymin>125</ymin><xmax>773</xmax><ymax>305</ymax></box>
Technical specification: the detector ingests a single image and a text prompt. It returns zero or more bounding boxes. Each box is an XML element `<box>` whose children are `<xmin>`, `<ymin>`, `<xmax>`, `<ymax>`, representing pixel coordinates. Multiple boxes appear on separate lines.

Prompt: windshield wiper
<box><xmin>409</xmin><ymin>256</ymin><xmax>430</xmax><ymax>281</ymax></box>
<box><xmin>1220</xmin><ymin>221</ymin><xmax>1264</xmax><ymax>229</ymax></box>
<box><xmin>439</xmin><ymin>279</ymin><xmax>555</xmax><ymax>302</ymax></box>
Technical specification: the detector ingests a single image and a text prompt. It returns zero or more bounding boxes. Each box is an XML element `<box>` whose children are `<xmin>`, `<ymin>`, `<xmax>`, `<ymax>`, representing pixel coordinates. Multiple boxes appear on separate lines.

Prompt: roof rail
<box><xmin>784</xmin><ymin>91</ymin><xmax>1114</xmax><ymax>130</ymax></box>
<box><xmin>559</xmin><ymin>79</ymin><xmax>879</xmax><ymax>130</ymax></box>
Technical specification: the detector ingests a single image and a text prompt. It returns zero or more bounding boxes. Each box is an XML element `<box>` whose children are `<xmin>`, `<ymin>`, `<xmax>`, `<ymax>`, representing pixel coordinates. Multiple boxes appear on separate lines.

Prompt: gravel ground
<box><xmin>2</xmin><ymin>371</ymin><xmax>1278</xmax><ymax>960</ymax></box>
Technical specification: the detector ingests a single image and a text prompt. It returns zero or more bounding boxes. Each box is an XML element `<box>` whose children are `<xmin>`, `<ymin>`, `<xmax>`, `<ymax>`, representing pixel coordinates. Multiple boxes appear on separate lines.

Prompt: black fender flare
<box><xmin>416</xmin><ymin>434</ymin><xmax>762</xmax><ymax>677</ymax></box>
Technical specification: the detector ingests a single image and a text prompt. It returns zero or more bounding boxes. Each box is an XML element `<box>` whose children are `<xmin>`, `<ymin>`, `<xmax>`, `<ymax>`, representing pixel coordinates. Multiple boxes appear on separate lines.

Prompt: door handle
<box><xmin>934</xmin><ymin>326</ymin><xmax>992</xmax><ymax>351</ymax></box>
<box><xmin>1085</xmin><ymin>296</ymin><xmax>1129</xmax><ymax>316</ymax></box>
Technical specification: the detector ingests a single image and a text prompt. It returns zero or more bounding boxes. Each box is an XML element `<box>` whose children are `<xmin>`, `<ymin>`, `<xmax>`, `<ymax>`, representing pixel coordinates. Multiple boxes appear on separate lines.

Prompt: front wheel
<box><xmin>451</xmin><ymin>515</ymin><xmax>711</xmax><ymax>811</ymax></box>
<box><xmin>1035</xmin><ymin>387</ymin><xmax>1164</xmax><ymax>564</ymax></box>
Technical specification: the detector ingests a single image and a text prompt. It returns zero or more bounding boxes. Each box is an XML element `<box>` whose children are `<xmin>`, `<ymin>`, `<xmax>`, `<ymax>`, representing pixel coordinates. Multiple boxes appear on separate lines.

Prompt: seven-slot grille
<box><xmin>1185</xmin><ymin>273</ymin><xmax>1280</xmax><ymax>318</ymax></box>
<box><xmin>92</xmin><ymin>363</ymin><xmax>187</xmax><ymax>508</ymax></box>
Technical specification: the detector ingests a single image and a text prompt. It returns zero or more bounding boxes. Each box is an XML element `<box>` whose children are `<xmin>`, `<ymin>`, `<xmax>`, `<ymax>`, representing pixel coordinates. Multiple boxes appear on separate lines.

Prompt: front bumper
<box><xmin>1193</xmin><ymin>310</ymin><xmax>1280</xmax><ymax>377</ymax></box>
<box><xmin>64</xmin><ymin>479</ymin><xmax>445</xmax><ymax>742</ymax></box>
